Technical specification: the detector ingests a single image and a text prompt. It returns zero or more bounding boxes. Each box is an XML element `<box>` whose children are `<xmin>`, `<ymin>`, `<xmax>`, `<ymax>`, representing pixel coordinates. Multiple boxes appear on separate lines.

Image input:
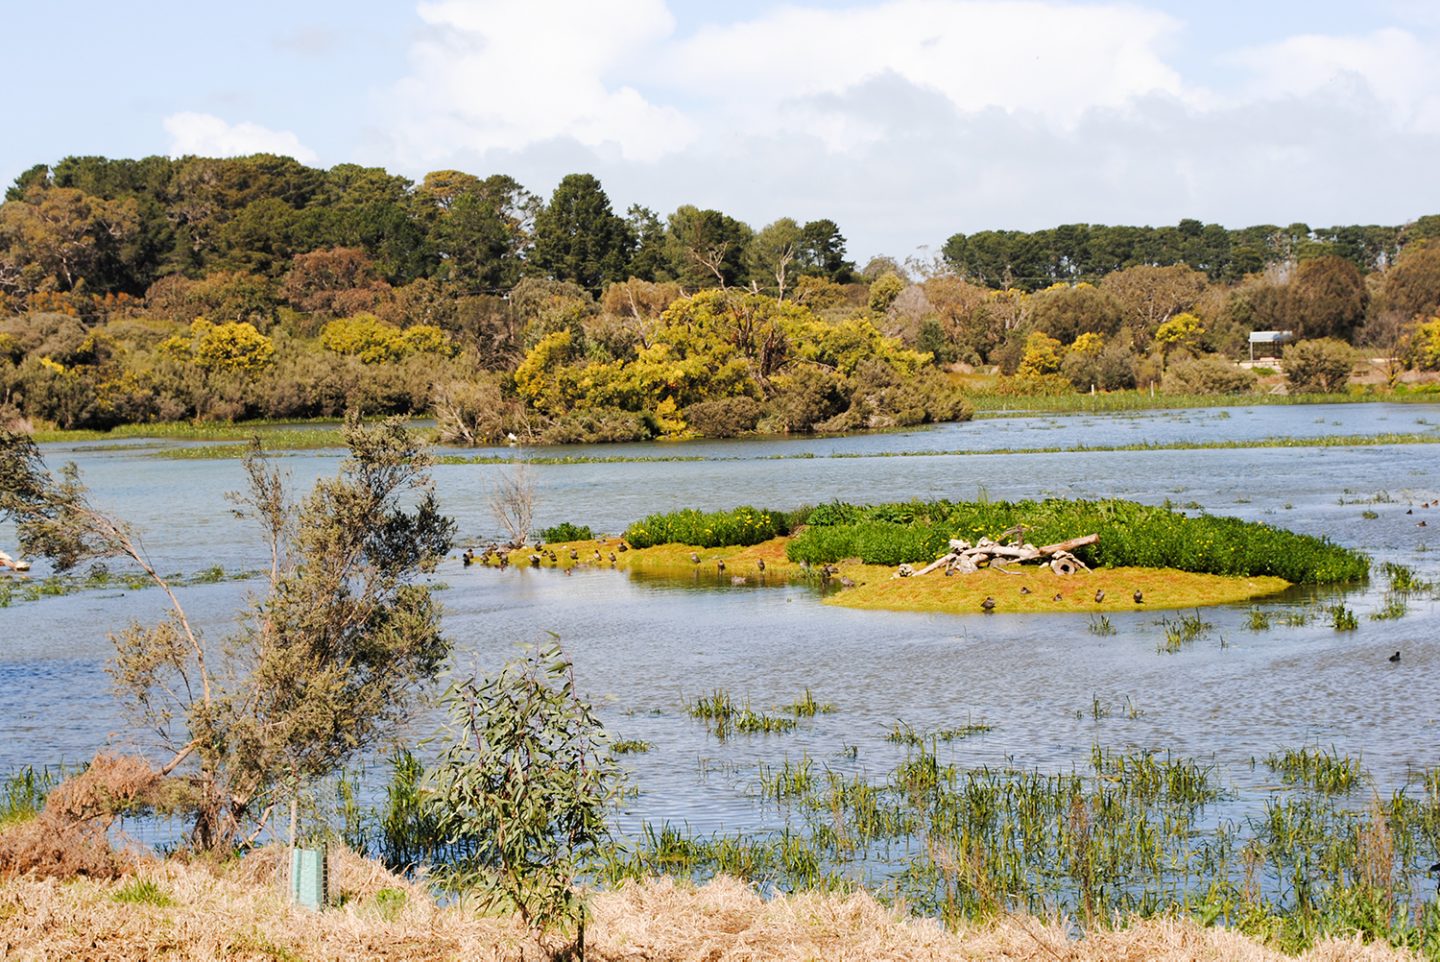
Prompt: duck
<box><xmin>529</xmin><ymin>554</ymin><xmax>541</xmax><ymax>567</ymax></box>
<box><xmin>1133</xmin><ymin>589</ymin><xmax>1144</xmax><ymax>604</ymax></box>
<box><xmin>1019</xmin><ymin>585</ymin><xmax>1031</xmax><ymax>594</ymax></box>
<box><xmin>462</xmin><ymin>548</ymin><xmax>475</xmax><ymax>567</ymax></box>
<box><xmin>1094</xmin><ymin>589</ymin><xmax>1106</xmax><ymax>603</ymax></box>
<box><xmin>1389</xmin><ymin>651</ymin><xmax>1401</xmax><ymax>663</ymax></box>
<box><xmin>691</xmin><ymin>552</ymin><xmax>701</xmax><ymax>565</ymax></box>
<box><xmin>757</xmin><ymin>558</ymin><xmax>766</xmax><ymax>572</ymax></box>
<box><xmin>716</xmin><ymin>559</ymin><xmax>726</xmax><ymax>573</ymax></box>
<box><xmin>981</xmin><ymin>596</ymin><xmax>996</xmax><ymax>612</ymax></box>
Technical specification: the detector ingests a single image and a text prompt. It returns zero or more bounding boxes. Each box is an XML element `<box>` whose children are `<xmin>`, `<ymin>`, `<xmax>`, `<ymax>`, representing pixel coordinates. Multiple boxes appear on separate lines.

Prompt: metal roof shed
<box><xmin>1249</xmin><ymin>330</ymin><xmax>1294</xmax><ymax>361</ymax></box>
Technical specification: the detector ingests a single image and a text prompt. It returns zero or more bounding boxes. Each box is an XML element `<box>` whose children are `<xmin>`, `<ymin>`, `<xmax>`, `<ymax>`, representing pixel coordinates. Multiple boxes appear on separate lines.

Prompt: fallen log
<box><xmin>895</xmin><ymin>533</ymin><xmax>1100</xmax><ymax>579</ymax></box>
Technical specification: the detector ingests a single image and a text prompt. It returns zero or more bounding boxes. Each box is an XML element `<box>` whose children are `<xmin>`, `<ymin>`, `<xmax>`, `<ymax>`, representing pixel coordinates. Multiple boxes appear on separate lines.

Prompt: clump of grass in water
<box><xmin>0</xmin><ymin>765</ymin><xmax>64</xmax><ymax>828</ymax></box>
<box><xmin>1088</xmin><ymin>614</ymin><xmax>1116</xmax><ymax>636</ymax></box>
<box><xmin>611</xmin><ymin>739</ymin><xmax>652</xmax><ymax>754</ymax></box>
<box><xmin>1265</xmin><ymin>746</ymin><xmax>1362</xmax><ymax>794</ymax></box>
<box><xmin>1247</xmin><ymin>608</ymin><xmax>1272</xmax><ymax>630</ymax></box>
<box><xmin>758</xmin><ymin>756</ymin><xmax>814</xmax><ymax>800</ymax></box>
<box><xmin>1328</xmin><ymin>604</ymin><xmax>1358</xmax><ymax>630</ymax></box>
<box><xmin>785</xmin><ymin>689</ymin><xmax>836</xmax><ymax>718</ymax></box>
<box><xmin>1157</xmin><ymin>609</ymin><xmax>1211</xmax><ymax>652</ymax></box>
<box><xmin>1382</xmin><ymin>561</ymin><xmax>1430</xmax><ymax>595</ymax></box>
<box><xmin>688</xmin><ymin>690</ymin><xmax>796</xmax><ymax>737</ymax></box>
<box><xmin>1370</xmin><ymin>594</ymin><xmax>1408</xmax><ymax>621</ymax></box>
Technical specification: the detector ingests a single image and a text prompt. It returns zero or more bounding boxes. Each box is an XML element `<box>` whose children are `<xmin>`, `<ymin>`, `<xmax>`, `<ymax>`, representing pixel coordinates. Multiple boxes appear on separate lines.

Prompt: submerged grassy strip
<box><xmin>967</xmin><ymin>388</ymin><xmax>1440</xmax><ymax>416</ymax></box>
<box><xmin>0</xmin><ymin>564</ymin><xmax>262</xmax><ymax>608</ymax></box>
<box><xmin>101</xmin><ymin>426</ymin><xmax>1440</xmax><ymax>460</ymax></box>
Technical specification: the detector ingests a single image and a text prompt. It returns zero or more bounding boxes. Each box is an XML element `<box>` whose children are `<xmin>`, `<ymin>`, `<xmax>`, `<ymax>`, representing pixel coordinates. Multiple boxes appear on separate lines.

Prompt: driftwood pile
<box><xmin>895</xmin><ymin>534</ymin><xmax>1099</xmax><ymax>579</ymax></box>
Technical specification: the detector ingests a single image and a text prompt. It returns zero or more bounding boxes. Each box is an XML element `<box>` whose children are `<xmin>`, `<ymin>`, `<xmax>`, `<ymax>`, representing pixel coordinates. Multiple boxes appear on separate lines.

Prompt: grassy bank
<box><xmin>0</xmin><ymin>848</ymin><xmax>1418</xmax><ymax>961</ymax></box>
<box><xmin>481</xmin><ymin>535</ymin><xmax>1292</xmax><ymax>612</ymax></box>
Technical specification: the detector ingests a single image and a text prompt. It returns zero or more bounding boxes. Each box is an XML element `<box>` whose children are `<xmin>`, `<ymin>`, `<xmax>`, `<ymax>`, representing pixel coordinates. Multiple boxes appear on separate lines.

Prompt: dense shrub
<box><xmin>786</xmin><ymin>498</ymin><xmax>1368</xmax><ymax>584</ymax></box>
<box><xmin>540</xmin><ymin>407</ymin><xmax>653</xmax><ymax>444</ymax></box>
<box><xmin>624</xmin><ymin>506</ymin><xmax>789</xmax><ymax>549</ymax></box>
<box><xmin>682</xmin><ymin>396</ymin><xmax>762</xmax><ymax>437</ymax></box>
<box><xmin>1284</xmin><ymin>338</ymin><xmax>1356</xmax><ymax>393</ymax></box>
<box><xmin>540</xmin><ymin>522</ymin><xmax>593</xmax><ymax>543</ymax></box>
<box><xmin>1160</xmin><ymin>356</ymin><xmax>1256</xmax><ymax>395</ymax></box>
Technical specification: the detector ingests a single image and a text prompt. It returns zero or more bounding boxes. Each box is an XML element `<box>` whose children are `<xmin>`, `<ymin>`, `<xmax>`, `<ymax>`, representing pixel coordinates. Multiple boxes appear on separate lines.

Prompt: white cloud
<box><xmin>658</xmin><ymin>1</ymin><xmax>1187</xmax><ymax>149</ymax></box>
<box><xmin>378</xmin><ymin>2</ymin><xmax>1440</xmax><ymax>259</ymax></box>
<box><xmin>386</xmin><ymin>0</ymin><xmax>696</xmax><ymax>165</ymax></box>
<box><xmin>1230</xmin><ymin>27</ymin><xmax>1440</xmax><ymax>131</ymax></box>
<box><xmin>163</xmin><ymin>112</ymin><xmax>319</xmax><ymax>164</ymax></box>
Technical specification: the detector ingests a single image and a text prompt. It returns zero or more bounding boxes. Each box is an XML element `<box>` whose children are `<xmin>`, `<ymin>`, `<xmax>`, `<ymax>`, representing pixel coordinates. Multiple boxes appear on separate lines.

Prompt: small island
<box><xmin>477</xmin><ymin>497</ymin><xmax>1366</xmax><ymax>614</ymax></box>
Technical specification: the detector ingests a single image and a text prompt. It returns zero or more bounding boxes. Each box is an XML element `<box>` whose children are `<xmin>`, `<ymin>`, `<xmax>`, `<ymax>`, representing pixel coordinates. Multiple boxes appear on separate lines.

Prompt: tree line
<box><xmin>2</xmin><ymin>153</ymin><xmax>1440</xmax><ymax>437</ymax></box>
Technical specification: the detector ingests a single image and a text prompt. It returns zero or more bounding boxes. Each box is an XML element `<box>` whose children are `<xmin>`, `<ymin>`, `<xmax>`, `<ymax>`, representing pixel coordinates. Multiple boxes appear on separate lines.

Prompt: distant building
<box><xmin>1248</xmin><ymin>330</ymin><xmax>1294</xmax><ymax>362</ymax></box>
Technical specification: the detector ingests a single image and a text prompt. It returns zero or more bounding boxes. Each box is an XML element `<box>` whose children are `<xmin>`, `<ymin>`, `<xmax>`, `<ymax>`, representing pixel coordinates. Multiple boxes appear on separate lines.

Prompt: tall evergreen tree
<box><xmin>531</xmin><ymin>174</ymin><xmax>633</xmax><ymax>291</ymax></box>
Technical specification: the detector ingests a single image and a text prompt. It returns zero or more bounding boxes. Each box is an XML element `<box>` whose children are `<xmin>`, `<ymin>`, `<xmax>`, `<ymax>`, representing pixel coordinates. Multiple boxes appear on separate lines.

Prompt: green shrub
<box><xmin>624</xmin><ymin>506</ymin><xmax>789</xmax><ymax>549</ymax></box>
<box><xmin>1161</xmin><ymin>356</ymin><xmax>1256</xmax><ymax>395</ymax></box>
<box><xmin>1284</xmin><ymin>338</ymin><xmax>1356</xmax><ymax>393</ymax></box>
<box><xmin>540</xmin><ymin>522</ymin><xmax>594</xmax><ymax>543</ymax></box>
<box><xmin>784</xmin><ymin>498</ymin><xmax>1368</xmax><ymax>584</ymax></box>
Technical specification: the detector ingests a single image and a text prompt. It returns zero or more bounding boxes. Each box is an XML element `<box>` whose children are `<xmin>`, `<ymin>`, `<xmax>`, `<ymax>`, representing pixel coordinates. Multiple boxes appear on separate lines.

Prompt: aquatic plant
<box><xmin>784</xmin><ymin>690</ymin><xmax>836</xmax><ymax>718</ymax></box>
<box><xmin>1328</xmin><ymin>604</ymin><xmax>1359</xmax><ymax>630</ymax></box>
<box><xmin>1265</xmin><ymin>746</ymin><xmax>1363</xmax><ymax>794</ymax></box>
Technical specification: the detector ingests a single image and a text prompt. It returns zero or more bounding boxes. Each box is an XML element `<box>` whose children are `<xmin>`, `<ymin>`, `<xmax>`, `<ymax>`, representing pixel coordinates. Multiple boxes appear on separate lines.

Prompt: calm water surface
<box><xmin>2</xmin><ymin>402</ymin><xmax>1439</xmax><ymax>839</ymax></box>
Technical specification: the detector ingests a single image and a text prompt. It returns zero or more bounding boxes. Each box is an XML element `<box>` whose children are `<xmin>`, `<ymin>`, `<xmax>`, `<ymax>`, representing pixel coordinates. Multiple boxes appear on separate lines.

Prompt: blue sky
<box><xmin>7</xmin><ymin>1</ymin><xmax>1439</xmax><ymax>259</ymax></box>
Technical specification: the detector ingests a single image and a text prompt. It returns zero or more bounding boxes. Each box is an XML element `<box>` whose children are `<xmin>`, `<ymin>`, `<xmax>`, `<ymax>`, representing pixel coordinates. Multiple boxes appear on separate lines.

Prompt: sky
<box><xmin>6</xmin><ymin>0</ymin><xmax>1440</xmax><ymax>261</ymax></box>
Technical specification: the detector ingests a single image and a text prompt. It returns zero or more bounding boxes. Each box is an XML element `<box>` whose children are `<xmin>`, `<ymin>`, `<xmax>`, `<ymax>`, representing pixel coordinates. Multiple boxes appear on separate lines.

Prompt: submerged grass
<box><xmin>1265</xmin><ymin>747</ymin><xmax>1364</xmax><ymax>794</ymax></box>
<box><xmin>0</xmin><ymin>563</ymin><xmax>261</xmax><ymax>608</ymax></box>
<box><xmin>99</xmin><ymin>426</ymin><xmax>1440</xmax><ymax>462</ymax></box>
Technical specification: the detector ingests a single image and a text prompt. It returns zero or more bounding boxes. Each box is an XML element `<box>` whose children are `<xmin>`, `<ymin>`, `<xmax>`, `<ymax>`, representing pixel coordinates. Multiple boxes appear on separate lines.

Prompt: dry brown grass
<box><xmin>0</xmin><ymin>856</ymin><xmax>1419</xmax><ymax>961</ymax></box>
<box><xmin>0</xmin><ymin>754</ymin><xmax>186</xmax><ymax>881</ymax></box>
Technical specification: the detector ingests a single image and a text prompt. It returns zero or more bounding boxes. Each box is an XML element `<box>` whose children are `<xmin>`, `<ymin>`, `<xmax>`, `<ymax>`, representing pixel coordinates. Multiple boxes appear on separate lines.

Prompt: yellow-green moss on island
<box><xmin>480</xmin><ymin>536</ymin><xmax>1290</xmax><ymax>613</ymax></box>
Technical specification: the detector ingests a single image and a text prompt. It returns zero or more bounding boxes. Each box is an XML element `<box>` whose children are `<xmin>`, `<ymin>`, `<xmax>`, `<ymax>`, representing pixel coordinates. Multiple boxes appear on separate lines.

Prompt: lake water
<box><xmin>2</xmin><ymin>401</ymin><xmax>1439</xmax><ymax>842</ymax></box>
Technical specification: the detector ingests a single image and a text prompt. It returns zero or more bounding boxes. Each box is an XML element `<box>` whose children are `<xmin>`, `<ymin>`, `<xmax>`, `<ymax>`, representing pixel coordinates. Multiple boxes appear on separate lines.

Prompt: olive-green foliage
<box><xmin>1284</xmin><ymin>338</ymin><xmax>1356</xmax><ymax>393</ymax></box>
<box><xmin>623</xmin><ymin>506</ymin><xmax>789</xmax><ymax>549</ymax></box>
<box><xmin>1160</xmin><ymin>356</ymin><xmax>1257</xmax><ymax>395</ymax></box>
<box><xmin>786</xmin><ymin>498</ymin><xmax>1368</xmax><ymax>583</ymax></box>
<box><xmin>539</xmin><ymin>406</ymin><xmax>653</xmax><ymax>444</ymax></box>
<box><xmin>423</xmin><ymin>641</ymin><xmax>620</xmax><ymax>940</ymax></box>
<box><xmin>540</xmin><ymin>522</ymin><xmax>593</xmax><ymax>543</ymax></box>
